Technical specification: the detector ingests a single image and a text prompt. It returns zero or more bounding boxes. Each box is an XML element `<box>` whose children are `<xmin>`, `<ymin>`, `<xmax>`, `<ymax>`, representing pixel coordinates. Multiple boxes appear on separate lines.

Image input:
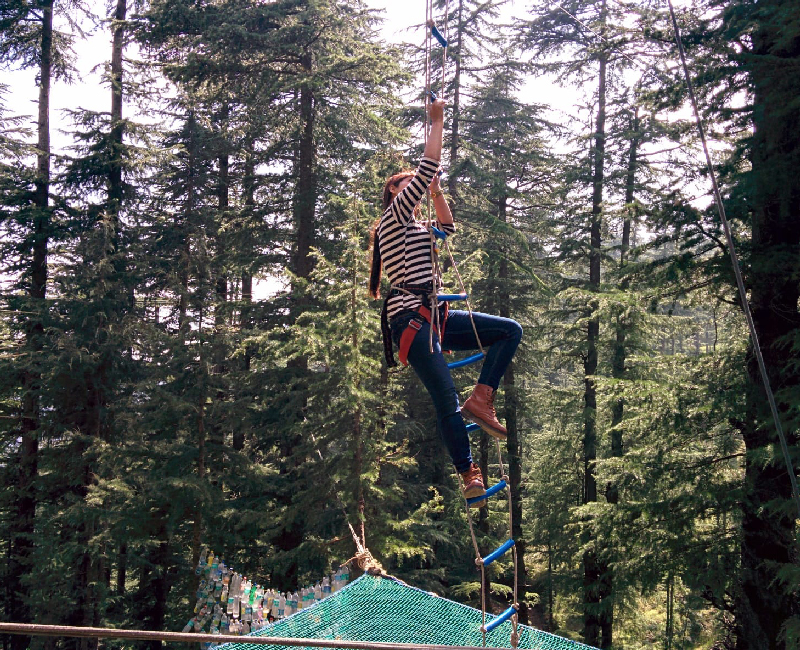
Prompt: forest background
<box><xmin>1</xmin><ymin>0</ymin><xmax>798</xmax><ymax>649</ymax></box>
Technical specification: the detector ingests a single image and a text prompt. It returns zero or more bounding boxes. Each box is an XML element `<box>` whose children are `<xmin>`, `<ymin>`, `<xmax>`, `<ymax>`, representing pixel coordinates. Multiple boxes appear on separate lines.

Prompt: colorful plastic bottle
<box><xmin>196</xmin><ymin>549</ymin><xmax>208</xmax><ymax>575</ymax></box>
<box><xmin>271</xmin><ymin>594</ymin><xmax>279</xmax><ymax>618</ymax></box>
<box><xmin>278</xmin><ymin>593</ymin><xmax>286</xmax><ymax>618</ymax></box>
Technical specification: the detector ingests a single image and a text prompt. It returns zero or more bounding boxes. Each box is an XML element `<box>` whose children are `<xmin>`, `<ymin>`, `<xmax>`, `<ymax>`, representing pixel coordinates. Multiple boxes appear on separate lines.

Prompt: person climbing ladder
<box><xmin>369</xmin><ymin>97</ymin><xmax>522</xmax><ymax>506</ymax></box>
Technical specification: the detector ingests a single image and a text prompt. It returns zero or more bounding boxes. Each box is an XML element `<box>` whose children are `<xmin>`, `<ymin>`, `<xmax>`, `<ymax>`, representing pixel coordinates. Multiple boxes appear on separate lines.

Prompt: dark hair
<box><xmin>369</xmin><ymin>171</ymin><xmax>415</xmax><ymax>299</ymax></box>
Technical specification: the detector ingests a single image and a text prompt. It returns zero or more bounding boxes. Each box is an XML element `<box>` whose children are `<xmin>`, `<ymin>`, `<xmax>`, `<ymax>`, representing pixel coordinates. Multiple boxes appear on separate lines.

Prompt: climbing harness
<box><xmin>395</xmin><ymin>301</ymin><xmax>448</xmax><ymax>366</ymax></box>
<box><xmin>422</xmin><ymin>6</ymin><xmax>522</xmax><ymax>646</ymax></box>
<box><xmin>380</xmin><ymin>282</ymin><xmax>448</xmax><ymax>368</ymax></box>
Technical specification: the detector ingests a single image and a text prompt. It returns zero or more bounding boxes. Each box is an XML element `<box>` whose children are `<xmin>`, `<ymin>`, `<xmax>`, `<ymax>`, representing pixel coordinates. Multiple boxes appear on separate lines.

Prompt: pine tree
<box><xmin>0</xmin><ymin>0</ymin><xmax>63</xmax><ymax>643</ymax></box>
<box><xmin>635</xmin><ymin>0</ymin><xmax>800</xmax><ymax>644</ymax></box>
<box><xmin>0</xmin><ymin>82</ymin><xmax>36</xmax><ymax>646</ymax></box>
<box><xmin>717</xmin><ymin>0</ymin><xmax>800</xmax><ymax>646</ymax></box>
<box><xmin>134</xmin><ymin>0</ymin><xmax>413</xmax><ymax>602</ymax></box>
<box><xmin>454</xmin><ymin>53</ymin><xmax>558</xmax><ymax>623</ymax></box>
<box><xmin>516</xmin><ymin>0</ymin><xmax>693</xmax><ymax>642</ymax></box>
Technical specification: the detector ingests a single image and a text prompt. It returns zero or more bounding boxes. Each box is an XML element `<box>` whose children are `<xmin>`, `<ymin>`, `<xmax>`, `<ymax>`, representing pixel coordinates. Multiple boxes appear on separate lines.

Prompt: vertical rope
<box><xmin>496</xmin><ymin>438</ymin><xmax>519</xmax><ymax>646</ymax></box>
<box><xmin>443</xmin><ymin>239</ymin><xmax>485</xmax><ymax>355</ymax></box>
<box><xmin>441</xmin><ymin>0</ymin><xmax>450</xmax><ymax>96</ymax></box>
<box><xmin>424</xmin><ymin>0</ymin><xmax>439</xmax><ymax>354</ymax></box>
<box><xmin>480</xmin><ymin>563</ymin><xmax>487</xmax><ymax>648</ymax></box>
<box><xmin>462</xmin><ymin>496</ymin><xmax>485</xmax><ymax>645</ymax></box>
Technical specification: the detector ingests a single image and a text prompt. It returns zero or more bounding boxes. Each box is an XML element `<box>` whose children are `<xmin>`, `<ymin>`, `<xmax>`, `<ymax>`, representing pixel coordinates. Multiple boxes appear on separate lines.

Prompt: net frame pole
<box><xmin>0</xmin><ymin>623</ymin><xmax>523</xmax><ymax>650</ymax></box>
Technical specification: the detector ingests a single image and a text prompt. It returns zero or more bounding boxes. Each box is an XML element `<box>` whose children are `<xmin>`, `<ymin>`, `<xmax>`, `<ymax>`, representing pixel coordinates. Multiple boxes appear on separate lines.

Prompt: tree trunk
<box><xmin>351</xmin><ymin>225</ymin><xmax>365</xmax><ymax>547</ymax></box>
<box><xmin>209</xmin><ymin>102</ymin><xmax>230</xmax><ymax>473</ymax></box>
<box><xmin>240</xmin><ymin>146</ymin><xmax>256</xmax><ymax>386</ymax></box>
<box><xmin>478</xmin><ymin>433</ymin><xmax>491</xmax><ymax>612</ymax></box>
<box><xmin>602</xmin><ymin>105</ymin><xmax>638</xmax><ymax>648</ymax></box>
<box><xmin>292</xmin><ymin>54</ymin><xmax>317</xmax><ymax>283</ymax></box>
<box><xmin>583</xmin><ymin>8</ymin><xmax>607</xmax><ymax>642</ymax></box>
<box><xmin>496</xmin><ymin>191</ymin><xmax>529</xmax><ymax>625</ymax></box>
<box><xmin>9</xmin><ymin>4</ymin><xmax>52</xmax><ymax>647</ymax></box>
<box><xmin>109</xmin><ymin>0</ymin><xmax>126</xmax><ymax>222</ymax></box>
<box><xmin>116</xmin><ymin>543</ymin><xmax>127</xmax><ymax>596</ymax></box>
<box><xmin>178</xmin><ymin>112</ymin><xmax>196</xmax><ymax>334</ymax></box>
<box><xmin>275</xmin><ymin>54</ymin><xmax>318</xmax><ymax>593</ymax></box>
<box><xmin>73</xmin><ymin>7</ymin><xmax>129</xmax><ymax>637</ymax></box>
<box><xmin>608</xmin><ymin>107</ymin><xmax>638</xmax><ymax>492</ymax></box>
<box><xmin>142</xmin><ymin>533</ymin><xmax>172</xmax><ymax>650</ymax></box>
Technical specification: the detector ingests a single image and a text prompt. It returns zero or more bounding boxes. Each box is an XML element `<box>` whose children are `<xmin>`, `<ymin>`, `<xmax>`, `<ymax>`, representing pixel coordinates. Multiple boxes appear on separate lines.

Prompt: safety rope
<box><xmin>441</xmin><ymin>237</ymin><xmax>485</xmax><ymax>357</ymax></box>
<box><xmin>307</xmin><ymin>430</ymin><xmax>384</xmax><ymax>574</ymax></box>
<box><xmin>424</xmin><ymin>0</ymin><xmax>438</xmax><ymax>354</ymax></box>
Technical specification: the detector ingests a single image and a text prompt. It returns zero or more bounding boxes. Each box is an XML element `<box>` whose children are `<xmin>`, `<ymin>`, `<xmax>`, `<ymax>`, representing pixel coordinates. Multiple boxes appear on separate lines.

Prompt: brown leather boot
<box><xmin>459</xmin><ymin>463</ymin><xmax>487</xmax><ymax>507</ymax></box>
<box><xmin>462</xmin><ymin>384</ymin><xmax>507</xmax><ymax>440</ymax></box>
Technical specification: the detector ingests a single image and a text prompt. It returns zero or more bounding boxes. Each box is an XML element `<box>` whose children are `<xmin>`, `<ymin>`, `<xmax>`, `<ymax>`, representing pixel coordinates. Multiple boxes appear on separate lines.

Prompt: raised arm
<box><xmin>388</xmin><ymin>98</ymin><xmax>448</xmax><ymax>225</ymax></box>
<box><xmin>423</xmin><ymin>98</ymin><xmax>445</xmax><ymax>162</ymax></box>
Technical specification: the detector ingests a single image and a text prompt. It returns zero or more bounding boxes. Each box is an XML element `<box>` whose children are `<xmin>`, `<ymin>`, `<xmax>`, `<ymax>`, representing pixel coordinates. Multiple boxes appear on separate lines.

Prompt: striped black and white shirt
<box><xmin>377</xmin><ymin>156</ymin><xmax>456</xmax><ymax>321</ymax></box>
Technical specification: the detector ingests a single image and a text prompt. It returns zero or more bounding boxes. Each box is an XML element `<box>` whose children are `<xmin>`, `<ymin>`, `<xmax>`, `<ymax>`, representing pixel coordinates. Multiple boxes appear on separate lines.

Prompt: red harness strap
<box><xmin>398</xmin><ymin>303</ymin><xmax>449</xmax><ymax>366</ymax></box>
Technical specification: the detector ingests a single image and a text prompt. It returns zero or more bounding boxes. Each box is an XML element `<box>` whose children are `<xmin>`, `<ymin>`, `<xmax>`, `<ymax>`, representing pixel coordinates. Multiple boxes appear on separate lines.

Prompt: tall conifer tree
<box><xmin>0</xmin><ymin>1</ymin><xmax>63</xmax><ymax>644</ymax></box>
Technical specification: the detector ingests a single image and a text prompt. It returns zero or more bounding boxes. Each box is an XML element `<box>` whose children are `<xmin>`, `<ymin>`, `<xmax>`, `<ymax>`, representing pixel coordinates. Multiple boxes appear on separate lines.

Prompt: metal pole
<box><xmin>0</xmin><ymin>623</ymin><xmax>519</xmax><ymax>650</ymax></box>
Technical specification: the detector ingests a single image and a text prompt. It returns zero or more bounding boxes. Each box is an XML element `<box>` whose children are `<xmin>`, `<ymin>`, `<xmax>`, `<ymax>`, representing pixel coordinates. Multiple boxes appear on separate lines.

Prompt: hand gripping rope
<box><xmin>423</xmin><ymin>5</ymin><xmax>519</xmax><ymax>647</ymax></box>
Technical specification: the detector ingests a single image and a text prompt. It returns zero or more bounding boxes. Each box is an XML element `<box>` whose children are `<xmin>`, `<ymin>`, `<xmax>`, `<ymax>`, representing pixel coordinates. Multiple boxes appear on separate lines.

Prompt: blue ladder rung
<box><xmin>437</xmin><ymin>293</ymin><xmax>467</xmax><ymax>302</ymax></box>
<box><xmin>465</xmin><ymin>422</ymin><xmax>480</xmax><ymax>433</ymax></box>
<box><xmin>482</xmin><ymin>539</ymin><xmax>515</xmax><ymax>567</ymax></box>
<box><xmin>484</xmin><ymin>479</ymin><xmax>507</xmax><ymax>499</ymax></box>
<box><xmin>466</xmin><ymin>480</ymin><xmax>507</xmax><ymax>506</ymax></box>
<box><xmin>447</xmin><ymin>352</ymin><xmax>484</xmax><ymax>369</ymax></box>
<box><xmin>430</xmin><ymin>226</ymin><xmax>448</xmax><ymax>240</ymax></box>
<box><xmin>484</xmin><ymin>605</ymin><xmax>518</xmax><ymax>633</ymax></box>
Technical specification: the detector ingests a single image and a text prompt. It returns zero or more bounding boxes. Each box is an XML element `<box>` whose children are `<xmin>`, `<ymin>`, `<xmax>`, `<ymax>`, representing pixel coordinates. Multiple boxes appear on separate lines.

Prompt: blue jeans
<box><xmin>390</xmin><ymin>310</ymin><xmax>522</xmax><ymax>473</ymax></box>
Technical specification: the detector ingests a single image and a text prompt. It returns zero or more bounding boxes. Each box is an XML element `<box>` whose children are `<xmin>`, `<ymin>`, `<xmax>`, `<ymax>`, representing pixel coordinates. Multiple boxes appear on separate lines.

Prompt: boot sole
<box><xmin>461</xmin><ymin>409</ymin><xmax>507</xmax><ymax>441</ymax></box>
<box><xmin>463</xmin><ymin>487</ymin><xmax>488</xmax><ymax>508</ymax></box>
<box><xmin>463</xmin><ymin>485</ymin><xmax>486</xmax><ymax>499</ymax></box>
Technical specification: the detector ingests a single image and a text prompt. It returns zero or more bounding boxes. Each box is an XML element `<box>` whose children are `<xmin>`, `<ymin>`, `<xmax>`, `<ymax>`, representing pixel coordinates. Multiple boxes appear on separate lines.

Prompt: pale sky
<box><xmin>3</xmin><ymin>0</ymin><xmax>446</xmax><ymax>146</ymax></box>
<box><xmin>1</xmin><ymin>0</ymin><xmax>717</xmax><ymax>296</ymax></box>
<box><xmin>1</xmin><ymin>0</ymin><xmax>564</xmax><ymax>299</ymax></box>
<box><xmin>3</xmin><ymin>0</ymin><xmax>573</xmax><ymax>154</ymax></box>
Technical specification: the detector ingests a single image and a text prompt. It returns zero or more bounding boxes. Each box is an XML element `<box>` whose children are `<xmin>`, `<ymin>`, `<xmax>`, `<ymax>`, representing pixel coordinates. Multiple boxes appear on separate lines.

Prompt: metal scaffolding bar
<box><xmin>0</xmin><ymin>622</ymin><xmax>518</xmax><ymax>650</ymax></box>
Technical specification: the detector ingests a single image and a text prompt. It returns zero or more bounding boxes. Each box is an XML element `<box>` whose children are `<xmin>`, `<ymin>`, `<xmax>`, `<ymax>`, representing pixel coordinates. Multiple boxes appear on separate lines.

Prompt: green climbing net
<box><xmin>221</xmin><ymin>574</ymin><xmax>596</xmax><ymax>650</ymax></box>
